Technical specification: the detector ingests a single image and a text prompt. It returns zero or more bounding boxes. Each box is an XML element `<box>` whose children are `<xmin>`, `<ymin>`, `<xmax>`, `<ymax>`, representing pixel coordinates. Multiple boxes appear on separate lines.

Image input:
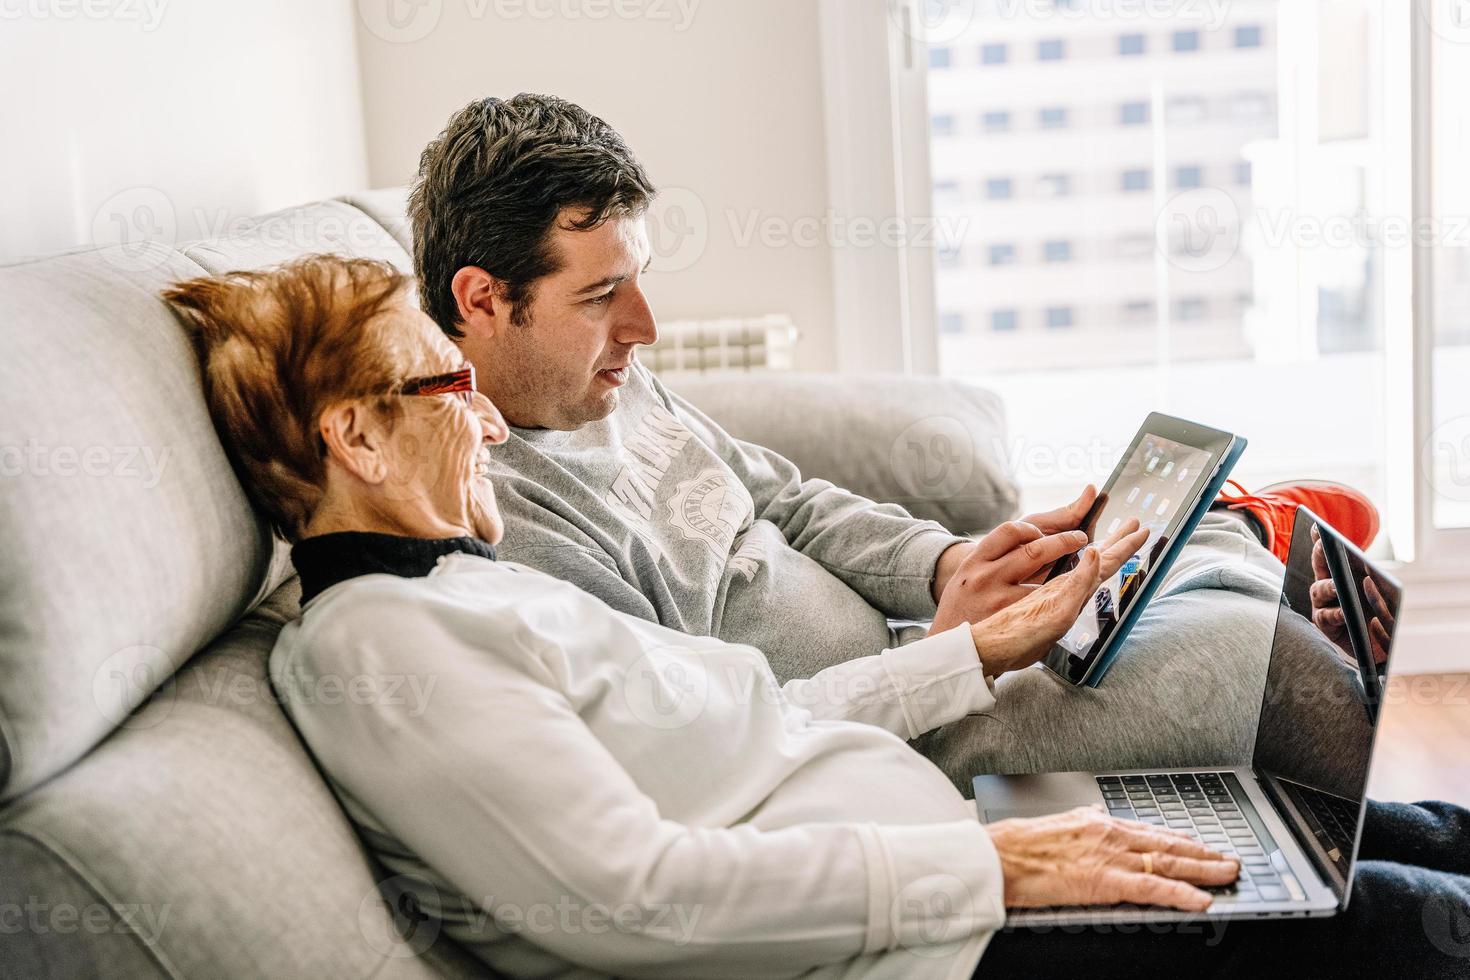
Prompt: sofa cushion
<box><xmin>0</xmin><ymin>200</ymin><xmax>414</xmax><ymax>804</ymax></box>
<box><xmin>669</xmin><ymin>372</ymin><xmax>1021</xmax><ymax>534</ymax></box>
<box><xmin>0</xmin><ymin>581</ymin><xmax>490</xmax><ymax>979</ymax></box>
<box><xmin>0</xmin><ymin>245</ymin><xmax>283</xmax><ymax>802</ymax></box>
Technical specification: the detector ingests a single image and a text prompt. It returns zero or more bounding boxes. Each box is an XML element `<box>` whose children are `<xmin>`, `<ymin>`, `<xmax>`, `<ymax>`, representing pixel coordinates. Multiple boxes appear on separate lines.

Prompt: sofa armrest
<box><xmin>668</xmin><ymin>372</ymin><xmax>1020</xmax><ymax>534</ymax></box>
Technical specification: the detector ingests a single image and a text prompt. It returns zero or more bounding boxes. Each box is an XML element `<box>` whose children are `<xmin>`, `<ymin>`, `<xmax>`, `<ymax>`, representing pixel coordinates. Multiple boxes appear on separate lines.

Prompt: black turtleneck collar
<box><xmin>292</xmin><ymin>531</ymin><xmax>497</xmax><ymax>605</ymax></box>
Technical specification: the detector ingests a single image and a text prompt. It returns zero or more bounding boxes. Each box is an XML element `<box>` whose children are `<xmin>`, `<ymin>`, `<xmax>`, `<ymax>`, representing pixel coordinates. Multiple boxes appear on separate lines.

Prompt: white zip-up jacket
<box><xmin>270</xmin><ymin>549</ymin><xmax>1006</xmax><ymax>980</ymax></box>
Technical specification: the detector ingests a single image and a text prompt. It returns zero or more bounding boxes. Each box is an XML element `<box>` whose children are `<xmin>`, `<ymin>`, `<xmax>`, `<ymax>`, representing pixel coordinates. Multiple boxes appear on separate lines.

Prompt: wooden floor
<box><xmin>1366</xmin><ymin>673</ymin><xmax>1470</xmax><ymax>808</ymax></box>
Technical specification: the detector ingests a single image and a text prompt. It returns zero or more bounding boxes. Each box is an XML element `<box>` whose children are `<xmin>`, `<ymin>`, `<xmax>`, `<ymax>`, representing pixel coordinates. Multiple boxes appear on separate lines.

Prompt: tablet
<box><xmin>1041</xmin><ymin>413</ymin><xmax>1246</xmax><ymax>687</ymax></box>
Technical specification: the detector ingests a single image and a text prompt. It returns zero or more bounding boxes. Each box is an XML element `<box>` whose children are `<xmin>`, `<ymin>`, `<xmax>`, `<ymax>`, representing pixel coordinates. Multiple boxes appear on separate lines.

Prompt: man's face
<box><xmin>476</xmin><ymin>211</ymin><xmax>658</xmax><ymax>430</ymax></box>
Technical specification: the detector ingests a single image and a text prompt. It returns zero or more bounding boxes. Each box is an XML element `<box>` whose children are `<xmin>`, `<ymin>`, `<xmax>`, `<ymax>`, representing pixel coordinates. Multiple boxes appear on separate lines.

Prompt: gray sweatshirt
<box><xmin>484</xmin><ymin>362</ymin><xmax>967</xmax><ymax>682</ymax></box>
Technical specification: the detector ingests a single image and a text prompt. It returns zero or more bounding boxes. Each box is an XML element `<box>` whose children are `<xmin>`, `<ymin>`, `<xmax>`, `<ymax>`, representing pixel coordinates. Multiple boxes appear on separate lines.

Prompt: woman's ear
<box><xmin>318</xmin><ymin>401</ymin><xmax>390</xmax><ymax>485</ymax></box>
<box><xmin>451</xmin><ymin>266</ymin><xmax>505</xmax><ymax>340</ymax></box>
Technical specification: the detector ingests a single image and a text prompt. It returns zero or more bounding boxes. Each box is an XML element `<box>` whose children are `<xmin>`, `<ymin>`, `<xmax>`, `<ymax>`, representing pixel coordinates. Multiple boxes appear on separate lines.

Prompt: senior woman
<box><xmin>165</xmin><ymin>255</ymin><xmax>1470</xmax><ymax>980</ymax></box>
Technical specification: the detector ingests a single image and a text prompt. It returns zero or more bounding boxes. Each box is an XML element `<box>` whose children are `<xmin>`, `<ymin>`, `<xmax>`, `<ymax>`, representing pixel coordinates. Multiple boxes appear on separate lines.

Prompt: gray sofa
<box><xmin>0</xmin><ymin>188</ymin><xmax>1018</xmax><ymax>979</ymax></box>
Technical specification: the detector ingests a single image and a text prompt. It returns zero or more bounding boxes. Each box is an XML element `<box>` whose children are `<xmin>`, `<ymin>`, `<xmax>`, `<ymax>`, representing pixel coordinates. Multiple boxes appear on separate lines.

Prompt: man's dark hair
<box><xmin>409</xmin><ymin>93</ymin><xmax>658</xmax><ymax>337</ymax></box>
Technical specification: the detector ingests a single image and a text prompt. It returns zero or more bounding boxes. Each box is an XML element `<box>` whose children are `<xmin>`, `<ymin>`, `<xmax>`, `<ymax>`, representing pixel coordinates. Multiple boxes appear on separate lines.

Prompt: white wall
<box><xmin>0</xmin><ymin>0</ymin><xmax>368</xmax><ymax>263</ymax></box>
<box><xmin>353</xmin><ymin>0</ymin><xmax>839</xmax><ymax>370</ymax></box>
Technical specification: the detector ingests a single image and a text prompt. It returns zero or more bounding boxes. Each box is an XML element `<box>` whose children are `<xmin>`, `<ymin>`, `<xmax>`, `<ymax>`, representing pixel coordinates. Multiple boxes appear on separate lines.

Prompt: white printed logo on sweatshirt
<box><xmin>667</xmin><ymin>467</ymin><xmax>754</xmax><ymax>559</ymax></box>
<box><xmin>605</xmin><ymin>405</ymin><xmax>697</xmax><ymax>551</ymax></box>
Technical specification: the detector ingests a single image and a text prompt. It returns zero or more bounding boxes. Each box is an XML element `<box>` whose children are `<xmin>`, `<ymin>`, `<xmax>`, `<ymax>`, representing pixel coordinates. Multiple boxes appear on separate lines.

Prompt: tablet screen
<box><xmin>1051</xmin><ymin>431</ymin><xmax>1217</xmax><ymax>671</ymax></box>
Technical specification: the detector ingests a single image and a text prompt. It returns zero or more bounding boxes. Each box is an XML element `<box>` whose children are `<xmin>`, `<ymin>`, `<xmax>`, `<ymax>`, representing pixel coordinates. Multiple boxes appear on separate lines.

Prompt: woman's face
<box><xmin>376</xmin><ymin>305</ymin><xmax>510</xmax><ymax>544</ymax></box>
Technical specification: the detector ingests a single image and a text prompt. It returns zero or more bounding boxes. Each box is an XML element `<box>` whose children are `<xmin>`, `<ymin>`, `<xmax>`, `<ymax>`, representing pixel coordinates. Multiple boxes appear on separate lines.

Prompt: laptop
<box><xmin>973</xmin><ymin>506</ymin><xmax>1403</xmax><ymax>924</ymax></box>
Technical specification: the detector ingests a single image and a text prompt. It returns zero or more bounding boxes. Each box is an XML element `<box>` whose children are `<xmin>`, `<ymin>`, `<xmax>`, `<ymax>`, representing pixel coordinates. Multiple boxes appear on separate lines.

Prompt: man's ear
<box><xmin>451</xmin><ymin>265</ymin><xmax>505</xmax><ymax>339</ymax></box>
<box><xmin>319</xmin><ymin>401</ymin><xmax>390</xmax><ymax>485</ymax></box>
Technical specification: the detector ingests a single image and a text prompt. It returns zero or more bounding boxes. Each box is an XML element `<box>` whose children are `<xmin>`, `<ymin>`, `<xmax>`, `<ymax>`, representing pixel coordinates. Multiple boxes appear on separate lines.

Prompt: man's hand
<box><xmin>931</xmin><ymin>492</ymin><xmax>1147</xmax><ymax>637</ymax></box>
<box><xmin>987</xmin><ymin>806</ymin><xmax>1239</xmax><ymax>911</ymax></box>
<box><xmin>932</xmin><ymin>485</ymin><xmax>1102</xmax><ymax>602</ymax></box>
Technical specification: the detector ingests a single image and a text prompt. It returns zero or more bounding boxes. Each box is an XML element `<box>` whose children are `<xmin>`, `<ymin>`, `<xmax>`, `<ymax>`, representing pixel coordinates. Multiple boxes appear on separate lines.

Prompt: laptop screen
<box><xmin>1250</xmin><ymin>507</ymin><xmax>1402</xmax><ymax>894</ymax></box>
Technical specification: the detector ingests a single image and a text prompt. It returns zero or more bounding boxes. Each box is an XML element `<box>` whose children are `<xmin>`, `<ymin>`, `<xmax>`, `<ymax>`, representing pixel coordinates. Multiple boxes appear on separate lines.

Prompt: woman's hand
<box><xmin>964</xmin><ymin>520</ymin><xmax>1150</xmax><ymax>677</ymax></box>
<box><xmin>987</xmin><ymin>806</ymin><xmax>1240</xmax><ymax>911</ymax></box>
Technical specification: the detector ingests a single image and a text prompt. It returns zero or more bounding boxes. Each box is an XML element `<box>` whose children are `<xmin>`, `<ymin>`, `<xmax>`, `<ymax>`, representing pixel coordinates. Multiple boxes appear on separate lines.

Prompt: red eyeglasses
<box><xmin>400</xmin><ymin>363</ymin><xmax>476</xmax><ymax>407</ymax></box>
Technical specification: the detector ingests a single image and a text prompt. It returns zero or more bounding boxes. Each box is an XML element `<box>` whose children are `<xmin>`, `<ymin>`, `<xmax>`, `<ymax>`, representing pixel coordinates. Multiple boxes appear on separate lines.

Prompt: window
<box><xmin>1037</xmin><ymin>173</ymin><xmax>1072</xmax><ymax>197</ymax></box>
<box><xmin>1173</xmin><ymin>30</ymin><xmax>1200</xmax><ymax>52</ymax></box>
<box><xmin>991</xmin><ymin>309</ymin><xmax>1018</xmax><ymax>332</ymax></box>
<box><xmin>985</xmin><ymin>177</ymin><xmax>1014</xmax><ymax>199</ymax></box>
<box><xmin>1038</xmin><ymin>38</ymin><xmax>1065</xmax><ymax>61</ymax></box>
<box><xmin>1233</xmin><ymin>160</ymin><xmax>1252</xmax><ymax>185</ymax></box>
<box><xmin>1039</xmin><ymin>106</ymin><xmax>1069</xmax><ymax>129</ymax></box>
<box><xmin>1045</xmin><ymin>306</ymin><xmax>1075</xmax><ymax>328</ymax></box>
<box><xmin>980</xmin><ymin>42</ymin><xmax>1007</xmax><ymax>65</ymax></box>
<box><xmin>1120</xmin><ymin>168</ymin><xmax>1150</xmax><ymax>192</ymax></box>
<box><xmin>1043</xmin><ymin>240</ymin><xmax>1073</xmax><ymax>262</ymax></box>
<box><xmin>1121</xmin><ymin>299</ymin><xmax>1155</xmax><ymax>324</ymax></box>
<box><xmin>929</xmin><ymin>47</ymin><xmax>952</xmax><ymax>69</ymax></box>
<box><xmin>1119</xmin><ymin>101</ymin><xmax>1149</xmax><ymax>125</ymax></box>
<box><xmin>1174</xmin><ymin>296</ymin><xmax>1208</xmax><ymax>321</ymax></box>
<box><xmin>933</xmin><ymin>178</ymin><xmax>962</xmax><ymax>203</ymax></box>
<box><xmin>1234</xmin><ymin>25</ymin><xmax>1262</xmax><ymax>48</ymax></box>
<box><xmin>1175</xmin><ymin>165</ymin><xmax>1203</xmax><ymax>189</ymax></box>
<box><xmin>940</xmin><ymin>312</ymin><xmax>966</xmax><ymax>334</ymax></box>
<box><xmin>1229</xmin><ymin>92</ymin><xmax>1272</xmax><ymax>119</ymax></box>
<box><xmin>1118</xmin><ymin>33</ymin><xmax>1146</xmax><ymax>56</ymax></box>
<box><xmin>937</xmin><ymin>243</ymin><xmax>962</xmax><ymax>268</ymax></box>
<box><xmin>1166</xmin><ymin>96</ymin><xmax>1209</xmax><ymax>124</ymax></box>
<box><xmin>931</xmin><ymin>113</ymin><xmax>956</xmax><ymax>137</ymax></box>
<box><xmin>981</xmin><ymin>110</ymin><xmax>1011</xmax><ymax>132</ymax></box>
<box><xmin>987</xmin><ymin>244</ymin><xmax>1017</xmax><ymax>266</ymax></box>
<box><xmin>1116</xmin><ymin>233</ymin><xmax>1154</xmax><ymax>258</ymax></box>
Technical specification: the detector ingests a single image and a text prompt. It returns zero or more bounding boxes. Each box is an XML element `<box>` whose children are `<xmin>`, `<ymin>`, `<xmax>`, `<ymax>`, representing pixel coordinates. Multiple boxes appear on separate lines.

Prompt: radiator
<box><xmin>642</xmin><ymin>314</ymin><xmax>797</xmax><ymax>376</ymax></box>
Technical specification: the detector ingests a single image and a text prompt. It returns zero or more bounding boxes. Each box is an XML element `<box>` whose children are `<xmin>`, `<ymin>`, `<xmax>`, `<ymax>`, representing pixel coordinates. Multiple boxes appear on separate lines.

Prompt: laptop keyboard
<box><xmin>1097</xmin><ymin>772</ymin><xmax>1293</xmax><ymax>904</ymax></box>
<box><xmin>1279</xmin><ymin>779</ymin><xmax>1358</xmax><ymax>878</ymax></box>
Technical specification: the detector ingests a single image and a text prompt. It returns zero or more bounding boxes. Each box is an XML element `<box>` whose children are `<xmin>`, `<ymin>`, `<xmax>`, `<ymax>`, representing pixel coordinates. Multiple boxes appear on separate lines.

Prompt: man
<box><xmin>405</xmin><ymin>93</ymin><xmax>1379</xmax><ymax>784</ymax></box>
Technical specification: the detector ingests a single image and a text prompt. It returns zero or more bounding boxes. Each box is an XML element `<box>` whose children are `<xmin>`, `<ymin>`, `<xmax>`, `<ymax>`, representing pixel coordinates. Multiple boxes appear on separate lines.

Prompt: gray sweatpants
<box><xmin>914</xmin><ymin>512</ymin><xmax>1285</xmax><ymax>794</ymax></box>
